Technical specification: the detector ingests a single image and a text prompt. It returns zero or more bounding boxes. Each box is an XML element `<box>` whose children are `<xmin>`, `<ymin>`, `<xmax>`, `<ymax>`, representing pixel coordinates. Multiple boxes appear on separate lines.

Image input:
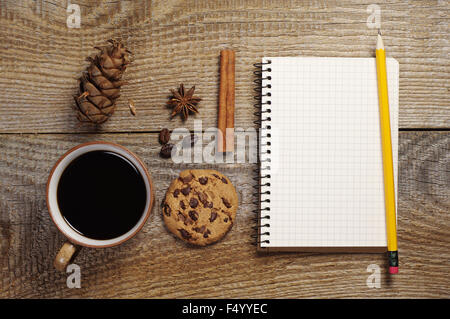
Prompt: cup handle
<box><xmin>54</xmin><ymin>241</ymin><xmax>80</xmax><ymax>271</ymax></box>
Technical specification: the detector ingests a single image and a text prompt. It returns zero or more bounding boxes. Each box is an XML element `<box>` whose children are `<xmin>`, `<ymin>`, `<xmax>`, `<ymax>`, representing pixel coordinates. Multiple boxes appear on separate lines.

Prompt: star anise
<box><xmin>168</xmin><ymin>84</ymin><xmax>201</xmax><ymax>120</ymax></box>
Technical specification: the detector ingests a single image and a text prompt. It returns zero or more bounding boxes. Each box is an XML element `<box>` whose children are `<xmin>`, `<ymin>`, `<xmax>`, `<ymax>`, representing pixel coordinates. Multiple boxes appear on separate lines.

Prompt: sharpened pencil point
<box><xmin>378</xmin><ymin>29</ymin><xmax>381</xmax><ymax>35</ymax></box>
<box><xmin>376</xmin><ymin>32</ymin><xmax>384</xmax><ymax>50</ymax></box>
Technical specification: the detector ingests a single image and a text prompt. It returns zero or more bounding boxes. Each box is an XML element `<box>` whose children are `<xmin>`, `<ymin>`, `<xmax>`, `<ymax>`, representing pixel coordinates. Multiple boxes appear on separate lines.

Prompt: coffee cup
<box><xmin>46</xmin><ymin>141</ymin><xmax>154</xmax><ymax>271</ymax></box>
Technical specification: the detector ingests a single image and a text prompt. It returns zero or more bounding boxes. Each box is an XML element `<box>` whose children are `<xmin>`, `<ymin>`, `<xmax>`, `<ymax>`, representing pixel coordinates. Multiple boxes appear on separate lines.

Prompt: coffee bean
<box><xmin>199</xmin><ymin>177</ymin><xmax>208</xmax><ymax>185</ymax></box>
<box><xmin>221</xmin><ymin>177</ymin><xmax>228</xmax><ymax>184</ymax></box>
<box><xmin>181</xmin><ymin>186</ymin><xmax>191</xmax><ymax>196</ymax></box>
<box><xmin>180</xmin><ymin>201</ymin><xmax>186</xmax><ymax>210</ymax></box>
<box><xmin>173</xmin><ymin>189</ymin><xmax>180</xmax><ymax>198</ymax></box>
<box><xmin>222</xmin><ymin>197</ymin><xmax>232</xmax><ymax>208</ymax></box>
<box><xmin>159</xmin><ymin>128</ymin><xmax>171</xmax><ymax>144</ymax></box>
<box><xmin>189</xmin><ymin>198</ymin><xmax>198</xmax><ymax>208</ymax></box>
<box><xmin>178</xmin><ymin>229</ymin><xmax>191</xmax><ymax>239</ymax></box>
<box><xmin>188</xmin><ymin>210</ymin><xmax>199</xmax><ymax>221</ymax></box>
<box><xmin>160</xmin><ymin>143</ymin><xmax>174</xmax><ymax>158</ymax></box>
<box><xmin>209</xmin><ymin>212</ymin><xmax>217</xmax><ymax>222</ymax></box>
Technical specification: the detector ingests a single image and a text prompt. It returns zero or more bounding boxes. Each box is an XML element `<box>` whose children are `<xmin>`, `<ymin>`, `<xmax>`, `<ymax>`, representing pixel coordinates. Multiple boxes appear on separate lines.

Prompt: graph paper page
<box><xmin>260</xmin><ymin>57</ymin><xmax>399</xmax><ymax>248</ymax></box>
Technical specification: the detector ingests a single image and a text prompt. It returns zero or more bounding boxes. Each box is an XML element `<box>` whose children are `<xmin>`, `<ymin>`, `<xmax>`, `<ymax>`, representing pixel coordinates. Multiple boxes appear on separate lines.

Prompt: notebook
<box><xmin>256</xmin><ymin>57</ymin><xmax>399</xmax><ymax>252</ymax></box>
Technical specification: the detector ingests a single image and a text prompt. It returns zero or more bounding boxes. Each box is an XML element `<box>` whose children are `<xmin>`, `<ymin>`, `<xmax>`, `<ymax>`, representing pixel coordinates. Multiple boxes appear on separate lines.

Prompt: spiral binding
<box><xmin>252</xmin><ymin>59</ymin><xmax>272</xmax><ymax>246</ymax></box>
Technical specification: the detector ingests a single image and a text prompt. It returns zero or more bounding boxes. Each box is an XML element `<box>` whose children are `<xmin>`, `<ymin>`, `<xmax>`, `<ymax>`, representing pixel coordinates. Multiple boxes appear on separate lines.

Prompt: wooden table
<box><xmin>0</xmin><ymin>0</ymin><xmax>448</xmax><ymax>298</ymax></box>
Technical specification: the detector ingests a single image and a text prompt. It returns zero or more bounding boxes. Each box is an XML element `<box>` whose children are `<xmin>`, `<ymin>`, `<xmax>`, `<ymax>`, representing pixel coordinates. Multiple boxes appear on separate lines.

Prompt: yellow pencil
<box><xmin>376</xmin><ymin>30</ymin><xmax>398</xmax><ymax>274</ymax></box>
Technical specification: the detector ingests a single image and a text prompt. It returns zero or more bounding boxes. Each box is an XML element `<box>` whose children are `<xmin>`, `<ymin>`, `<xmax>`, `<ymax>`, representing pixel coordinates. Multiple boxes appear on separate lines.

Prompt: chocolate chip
<box><xmin>203</xmin><ymin>233</ymin><xmax>209</xmax><ymax>238</ymax></box>
<box><xmin>173</xmin><ymin>189</ymin><xmax>180</xmax><ymax>198</ymax></box>
<box><xmin>178</xmin><ymin>229</ymin><xmax>191</xmax><ymax>239</ymax></box>
<box><xmin>177</xmin><ymin>212</ymin><xmax>186</xmax><ymax>223</ymax></box>
<box><xmin>181</xmin><ymin>186</ymin><xmax>191</xmax><ymax>196</ymax></box>
<box><xmin>160</xmin><ymin>143</ymin><xmax>174</xmax><ymax>158</ymax></box>
<box><xmin>179</xmin><ymin>212</ymin><xmax>193</xmax><ymax>225</ymax></box>
<box><xmin>199</xmin><ymin>177</ymin><xmax>208</xmax><ymax>185</ymax></box>
<box><xmin>193</xmin><ymin>225</ymin><xmax>206</xmax><ymax>233</ymax></box>
<box><xmin>159</xmin><ymin>128</ymin><xmax>170</xmax><ymax>144</ymax></box>
<box><xmin>203</xmin><ymin>229</ymin><xmax>211</xmax><ymax>238</ymax></box>
<box><xmin>189</xmin><ymin>198</ymin><xmax>198</xmax><ymax>208</ymax></box>
<box><xmin>197</xmin><ymin>192</ymin><xmax>207</xmax><ymax>204</ymax></box>
<box><xmin>224</xmin><ymin>218</ymin><xmax>228</xmax><ymax>222</ymax></box>
<box><xmin>209</xmin><ymin>212</ymin><xmax>217</xmax><ymax>222</ymax></box>
<box><xmin>188</xmin><ymin>210</ymin><xmax>199</xmax><ymax>221</ymax></box>
<box><xmin>203</xmin><ymin>201</ymin><xmax>213</xmax><ymax>208</ymax></box>
<box><xmin>212</xmin><ymin>174</ymin><xmax>220</xmax><ymax>179</ymax></box>
<box><xmin>163</xmin><ymin>203</ymin><xmax>171</xmax><ymax>216</ymax></box>
<box><xmin>222</xmin><ymin>197</ymin><xmax>232</xmax><ymax>208</ymax></box>
<box><xmin>180</xmin><ymin>201</ymin><xmax>186</xmax><ymax>210</ymax></box>
<box><xmin>181</xmin><ymin>174</ymin><xmax>193</xmax><ymax>184</ymax></box>
<box><xmin>221</xmin><ymin>177</ymin><xmax>228</xmax><ymax>184</ymax></box>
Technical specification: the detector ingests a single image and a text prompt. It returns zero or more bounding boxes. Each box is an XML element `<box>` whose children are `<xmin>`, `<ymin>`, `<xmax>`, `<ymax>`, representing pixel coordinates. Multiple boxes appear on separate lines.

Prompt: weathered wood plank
<box><xmin>0</xmin><ymin>131</ymin><xmax>448</xmax><ymax>298</ymax></box>
<box><xmin>0</xmin><ymin>0</ymin><xmax>448</xmax><ymax>132</ymax></box>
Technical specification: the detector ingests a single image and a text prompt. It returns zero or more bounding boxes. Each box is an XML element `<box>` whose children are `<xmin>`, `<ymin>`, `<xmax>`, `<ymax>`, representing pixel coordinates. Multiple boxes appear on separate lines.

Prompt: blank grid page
<box><xmin>260</xmin><ymin>57</ymin><xmax>399</xmax><ymax>248</ymax></box>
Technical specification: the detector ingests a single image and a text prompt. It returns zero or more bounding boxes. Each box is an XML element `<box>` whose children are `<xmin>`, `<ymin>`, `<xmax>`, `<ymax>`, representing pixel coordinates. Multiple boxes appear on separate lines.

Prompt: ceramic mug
<box><xmin>46</xmin><ymin>141</ymin><xmax>154</xmax><ymax>271</ymax></box>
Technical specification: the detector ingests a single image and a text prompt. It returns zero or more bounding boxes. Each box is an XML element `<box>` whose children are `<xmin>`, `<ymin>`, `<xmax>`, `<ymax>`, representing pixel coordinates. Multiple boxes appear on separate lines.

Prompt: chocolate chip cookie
<box><xmin>162</xmin><ymin>169</ymin><xmax>238</xmax><ymax>246</ymax></box>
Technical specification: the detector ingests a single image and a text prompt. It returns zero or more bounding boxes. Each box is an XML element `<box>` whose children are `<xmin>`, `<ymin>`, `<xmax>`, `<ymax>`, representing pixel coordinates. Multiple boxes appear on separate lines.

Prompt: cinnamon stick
<box><xmin>225</xmin><ymin>50</ymin><xmax>235</xmax><ymax>153</ymax></box>
<box><xmin>218</xmin><ymin>50</ymin><xmax>229</xmax><ymax>152</ymax></box>
<box><xmin>218</xmin><ymin>49</ymin><xmax>236</xmax><ymax>153</ymax></box>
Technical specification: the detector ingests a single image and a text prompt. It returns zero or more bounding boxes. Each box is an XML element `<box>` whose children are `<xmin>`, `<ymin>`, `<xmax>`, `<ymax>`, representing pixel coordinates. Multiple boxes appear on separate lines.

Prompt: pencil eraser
<box><xmin>389</xmin><ymin>266</ymin><xmax>398</xmax><ymax>274</ymax></box>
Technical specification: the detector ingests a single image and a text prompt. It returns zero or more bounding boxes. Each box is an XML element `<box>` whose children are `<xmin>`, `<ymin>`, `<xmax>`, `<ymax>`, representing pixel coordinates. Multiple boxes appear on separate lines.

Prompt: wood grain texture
<box><xmin>0</xmin><ymin>0</ymin><xmax>448</xmax><ymax>299</ymax></box>
<box><xmin>0</xmin><ymin>0</ymin><xmax>449</xmax><ymax>132</ymax></box>
<box><xmin>0</xmin><ymin>132</ymin><xmax>448</xmax><ymax>298</ymax></box>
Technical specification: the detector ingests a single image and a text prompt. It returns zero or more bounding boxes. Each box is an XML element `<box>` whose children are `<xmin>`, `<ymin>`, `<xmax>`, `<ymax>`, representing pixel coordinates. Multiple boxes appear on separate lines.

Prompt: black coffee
<box><xmin>57</xmin><ymin>150</ymin><xmax>147</xmax><ymax>240</ymax></box>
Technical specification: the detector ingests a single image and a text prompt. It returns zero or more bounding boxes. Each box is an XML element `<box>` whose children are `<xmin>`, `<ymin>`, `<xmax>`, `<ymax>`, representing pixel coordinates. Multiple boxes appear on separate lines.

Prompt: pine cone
<box><xmin>74</xmin><ymin>39</ymin><xmax>130</xmax><ymax>124</ymax></box>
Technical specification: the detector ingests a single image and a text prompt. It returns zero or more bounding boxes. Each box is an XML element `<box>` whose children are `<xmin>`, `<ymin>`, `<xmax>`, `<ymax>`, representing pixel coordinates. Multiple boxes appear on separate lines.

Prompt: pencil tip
<box><xmin>378</xmin><ymin>29</ymin><xmax>382</xmax><ymax>36</ymax></box>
